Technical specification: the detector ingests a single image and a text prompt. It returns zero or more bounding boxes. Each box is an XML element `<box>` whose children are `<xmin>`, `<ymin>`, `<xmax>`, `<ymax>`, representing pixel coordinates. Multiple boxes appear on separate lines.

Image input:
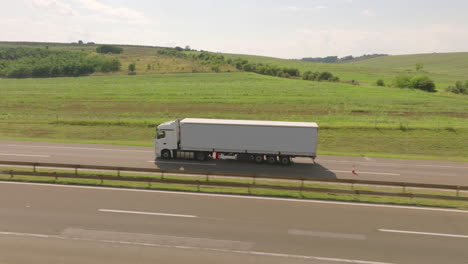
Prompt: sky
<box><xmin>2</xmin><ymin>0</ymin><xmax>468</xmax><ymax>58</ymax></box>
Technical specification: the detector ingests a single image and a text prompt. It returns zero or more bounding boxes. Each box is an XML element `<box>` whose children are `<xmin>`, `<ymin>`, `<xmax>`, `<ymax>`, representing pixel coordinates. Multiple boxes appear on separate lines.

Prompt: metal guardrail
<box><xmin>0</xmin><ymin>160</ymin><xmax>467</xmax><ymax>201</ymax></box>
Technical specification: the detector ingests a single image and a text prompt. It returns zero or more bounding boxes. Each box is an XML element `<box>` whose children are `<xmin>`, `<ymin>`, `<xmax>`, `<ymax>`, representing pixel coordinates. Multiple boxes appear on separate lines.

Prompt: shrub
<box><xmin>128</xmin><ymin>62</ymin><xmax>136</xmax><ymax>73</ymax></box>
<box><xmin>96</xmin><ymin>45</ymin><xmax>123</xmax><ymax>54</ymax></box>
<box><xmin>211</xmin><ymin>65</ymin><xmax>220</xmax><ymax>72</ymax></box>
<box><xmin>445</xmin><ymin>80</ymin><xmax>468</xmax><ymax>95</ymax></box>
<box><xmin>393</xmin><ymin>75</ymin><xmax>412</xmax><ymax>88</ymax></box>
<box><xmin>242</xmin><ymin>63</ymin><xmax>256</xmax><ymax>72</ymax></box>
<box><xmin>317</xmin><ymin>71</ymin><xmax>334</xmax><ymax>81</ymax></box>
<box><xmin>410</xmin><ymin>75</ymin><xmax>436</xmax><ymax>92</ymax></box>
<box><xmin>376</xmin><ymin>79</ymin><xmax>385</xmax><ymax>86</ymax></box>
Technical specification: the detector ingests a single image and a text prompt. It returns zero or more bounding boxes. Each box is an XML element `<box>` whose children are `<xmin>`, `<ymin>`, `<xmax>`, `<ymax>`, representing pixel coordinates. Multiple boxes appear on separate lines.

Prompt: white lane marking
<box><xmin>150</xmin><ymin>161</ymin><xmax>217</xmax><ymax>166</ymax></box>
<box><xmin>98</xmin><ymin>209</ymin><xmax>197</xmax><ymax>218</ymax></box>
<box><xmin>288</xmin><ymin>229</ymin><xmax>367</xmax><ymax>240</ymax></box>
<box><xmin>379</xmin><ymin>229</ymin><xmax>468</xmax><ymax>239</ymax></box>
<box><xmin>0</xmin><ymin>231</ymin><xmax>58</xmax><ymax>238</ymax></box>
<box><xmin>3</xmin><ymin>144</ymin><xmax>153</xmax><ymax>153</ymax></box>
<box><xmin>2</xmin><ymin>181</ymin><xmax>468</xmax><ymax>214</ymax></box>
<box><xmin>330</xmin><ymin>170</ymin><xmax>400</xmax><ymax>176</ymax></box>
<box><xmin>0</xmin><ymin>153</ymin><xmax>50</xmax><ymax>158</ymax></box>
<box><xmin>0</xmin><ymin>230</ymin><xmax>394</xmax><ymax>264</ymax></box>
<box><xmin>319</xmin><ymin>159</ymin><xmax>468</xmax><ymax>169</ymax></box>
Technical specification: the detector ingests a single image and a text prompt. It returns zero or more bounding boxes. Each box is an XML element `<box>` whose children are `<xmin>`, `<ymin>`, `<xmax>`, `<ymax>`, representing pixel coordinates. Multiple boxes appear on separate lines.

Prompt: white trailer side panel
<box><xmin>179</xmin><ymin>119</ymin><xmax>317</xmax><ymax>156</ymax></box>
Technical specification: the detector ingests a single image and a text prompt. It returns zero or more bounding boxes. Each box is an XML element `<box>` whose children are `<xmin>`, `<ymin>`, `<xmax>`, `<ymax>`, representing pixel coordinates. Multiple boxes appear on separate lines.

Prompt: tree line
<box><xmin>0</xmin><ymin>47</ymin><xmax>121</xmax><ymax>78</ymax></box>
<box><xmin>301</xmin><ymin>54</ymin><xmax>388</xmax><ymax>64</ymax></box>
<box><xmin>157</xmin><ymin>48</ymin><xmax>340</xmax><ymax>82</ymax></box>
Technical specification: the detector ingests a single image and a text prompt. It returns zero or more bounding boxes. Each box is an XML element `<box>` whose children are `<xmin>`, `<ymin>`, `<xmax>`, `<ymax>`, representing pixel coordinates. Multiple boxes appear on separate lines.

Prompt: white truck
<box><xmin>155</xmin><ymin>118</ymin><xmax>318</xmax><ymax>165</ymax></box>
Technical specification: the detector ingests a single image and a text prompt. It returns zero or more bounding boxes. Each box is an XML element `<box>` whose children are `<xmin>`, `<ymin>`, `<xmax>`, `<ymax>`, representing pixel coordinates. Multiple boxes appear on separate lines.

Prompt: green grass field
<box><xmin>1</xmin><ymin>72</ymin><xmax>467</xmax><ymax>160</ymax></box>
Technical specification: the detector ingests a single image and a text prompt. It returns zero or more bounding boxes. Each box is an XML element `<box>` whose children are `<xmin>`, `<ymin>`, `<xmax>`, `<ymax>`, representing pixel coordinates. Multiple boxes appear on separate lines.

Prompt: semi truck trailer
<box><xmin>155</xmin><ymin>118</ymin><xmax>318</xmax><ymax>165</ymax></box>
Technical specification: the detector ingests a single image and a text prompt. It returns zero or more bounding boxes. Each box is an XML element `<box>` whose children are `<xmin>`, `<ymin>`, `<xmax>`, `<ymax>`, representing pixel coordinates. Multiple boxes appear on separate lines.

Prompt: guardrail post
<box><xmin>355</xmin><ymin>189</ymin><xmax>360</xmax><ymax>200</ymax></box>
<box><xmin>161</xmin><ymin>171</ymin><xmax>164</xmax><ymax>180</ymax></box>
<box><xmin>33</xmin><ymin>164</ymin><xmax>36</xmax><ymax>174</ymax></box>
<box><xmin>300</xmin><ymin>178</ymin><xmax>304</xmax><ymax>198</ymax></box>
<box><xmin>456</xmin><ymin>186</ymin><xmax>460</xmax><ymax>197</ymax></box>
<box><xmin>54</xmin><ymin>172</ymin><xmax>57</xmax><ymax>181</ymax></box>
<box><xmin>148</xmin><ymin>178</ymin><xmax>151</xmax><ymax>188</ymax></box>
<box><xmin>9</xmin><ymin>170</ymin><xmax>13</xmax><ymax>179</ymax></box>
<box><xmin>100</xmin><ymin>175</ymin><xmax>103</xmax><ymax>184</ymax></box>
<box><xmin>197</xmin><ymin>180</ymin><xmax>200</xmax><ymax>192</ymax></box>
<box><xmin>117</xmin><ymin>169</ymin><xmax>120</xmax><ymax>177</ymax></box>
<box><xmin>75</xmin><ymin>167</ymin><xmax>78</xmax><ymax>176</ymax></box>
<box><xmin>403</xmin><ymin>183</ymin><xmax>406</xmax><ymax>193</ymax></box>
<box><xmin>206</xmin><ymin>174</ymin><xmax>209</xmax><ymax>182</ymax></box>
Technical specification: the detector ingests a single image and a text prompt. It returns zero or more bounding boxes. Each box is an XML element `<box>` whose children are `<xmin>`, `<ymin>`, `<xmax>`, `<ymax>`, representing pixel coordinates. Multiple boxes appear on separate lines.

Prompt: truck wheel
<box><xmin>266</xmin><ymin>155</ymin><xmax>277</xmax><ymax>165</ymax></box>
<box><xmin>254</xmin><ymin>155</ymin><xmax>264</xmax><ymax>164</ymax></box>
<box><xmin>195</xmin><ymin>152</ymin><xmax>207</xmax><ymax>161</ymax></box>
<box><xmin>161</xmin><ymin>149</ymin><xmax>172</xmax><ymax>159</ymax></box>
<box><xmin>279</xmin><ymin>156</ymin><xmax>290</xmax><ymax>166</ymax></box>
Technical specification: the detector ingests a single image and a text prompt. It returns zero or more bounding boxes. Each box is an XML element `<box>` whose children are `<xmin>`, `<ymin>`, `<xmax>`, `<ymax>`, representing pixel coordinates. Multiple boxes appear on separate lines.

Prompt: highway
<box><xmin>1</xmin><ymin>181</ymin><xmax>468</xmax><ymax>264</ymax></box>
<box><xmin>0</xmin><ymin>140</ymin><xmax>467</xmax><ymax>185</ymax></box>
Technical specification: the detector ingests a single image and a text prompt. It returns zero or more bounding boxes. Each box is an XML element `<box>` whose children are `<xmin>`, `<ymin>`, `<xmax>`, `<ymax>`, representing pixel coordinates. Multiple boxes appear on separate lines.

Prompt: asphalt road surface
<box><xmin>0</xmin><ymin>140</ymin><xmax>467</xmax><ymax>185</ymax></box>
<box><xmin>1</xmin><ymin>181</ymin><xmax>468</xmax><ymax>264</ymax></box>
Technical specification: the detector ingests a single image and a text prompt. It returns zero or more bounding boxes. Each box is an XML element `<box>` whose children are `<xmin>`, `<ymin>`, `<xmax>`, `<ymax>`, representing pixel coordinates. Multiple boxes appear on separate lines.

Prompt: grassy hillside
<box><xmin>0</xmin><ymin>41</ymin><xmax>238</xmax><ymax>76</ymax></box>
<box><xmin>1</xmin><ymin>72</ymin><xmax>467</xmax><ymax>160</ymax></box>
<box><xmin>2</xmin><ymin>41</ymin><xmax>467</xmax><ymax>88</ymax></box>
<box><xmin>350</xmin><ymin>52</ymin><xmax>468</xmax><ymax>86</ymax></box>
<box><xmin>223</xmin><ymin>53</ymin><xmax>468</xmax><ymax>88</ymax></box>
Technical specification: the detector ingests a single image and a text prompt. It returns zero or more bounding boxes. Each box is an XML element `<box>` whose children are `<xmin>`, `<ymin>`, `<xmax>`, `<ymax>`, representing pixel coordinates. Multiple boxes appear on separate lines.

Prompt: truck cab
<box><xmin>155</xmin><ymin>120</ymin><xmax>179</xmax><ymax>158</ymax></box>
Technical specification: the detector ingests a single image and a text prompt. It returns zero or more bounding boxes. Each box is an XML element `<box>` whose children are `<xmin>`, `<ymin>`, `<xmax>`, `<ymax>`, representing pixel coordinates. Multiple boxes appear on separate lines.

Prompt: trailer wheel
<box><xmin>254</xmin><ymin>155</ymin><xmax>264</xmax><ymax>164</ymax></box>
<box><xmin>161</xmin><ymin>149</ymin><xmax>172</xmax><ymax>159</ymax></box>
<box><xmin>279</xmin><ymin>156</ymin><xmax>290</xmax><ymax>166</ymax></box>
<box><xmin>195</xmin><ymin>152</ymin><xmax>207</xmax><ymax>161</ymax></box>
<box><xmin>266</xmin><ymin>155</ymin><xmax>277</xmax><ymax>165</ymax></box>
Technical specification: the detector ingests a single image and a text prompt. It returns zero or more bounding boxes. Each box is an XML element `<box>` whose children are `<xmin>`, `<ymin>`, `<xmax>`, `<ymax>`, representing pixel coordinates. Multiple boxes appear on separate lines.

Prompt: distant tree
<box><xmin>317</xmin><ymin>71</ymin><xmax>334</xmax><ymax>81</ymax></box>
<box><xmin>445</xmin><ymin>80</ymin><xmax>468</xmax><ymax>95</ymax></box>
<box><xmin>174</xmin><ymin>46</ymin><xmax>184</xmax><ymax>51</ymax></box>
<box><xmin>96</xmin><ymin>45</ymin><xmax>123</xmax><ymax>54</ymax></box>
<box><xmin>128</xmin><ymin>62</ymin><xmax>136</xmax><ymax>73</ymax></box>
<box><xmin>376</xmin><ymin>79</ymin><xmax>385</xmax><ymax>86</ymax></box>
<box><xmin>410</xmin><ymin>75</ymin><xmax>435</xmax><ymax>92</ymax></box>
<box><xmin>184</xmin><ymin>45</ymin><xmax>191</xmax><ymax>51</ymax></box>
<box><xmin>147</xmin><ymin>64</ymin><xmax>151</xmax><ymax>70</ymax></box>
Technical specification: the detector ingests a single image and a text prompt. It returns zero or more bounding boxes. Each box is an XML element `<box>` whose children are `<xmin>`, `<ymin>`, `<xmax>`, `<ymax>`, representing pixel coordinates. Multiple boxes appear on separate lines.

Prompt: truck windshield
<box><xmin>156</xmin><ymin>130</ymin><xmax>166</xmax><ymax>139</ymax></box>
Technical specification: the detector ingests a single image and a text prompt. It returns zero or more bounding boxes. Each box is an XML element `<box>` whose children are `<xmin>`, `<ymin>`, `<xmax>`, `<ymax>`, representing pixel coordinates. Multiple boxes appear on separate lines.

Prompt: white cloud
<box><xmin>31</xmin><ymin>0</ymin><xmax>77</xmax><ymax>16</ymax></box>
<box><xmin>76</xmin><ymin>0</ymin><xmax>152</xmax><ymax>24</ymax></box>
